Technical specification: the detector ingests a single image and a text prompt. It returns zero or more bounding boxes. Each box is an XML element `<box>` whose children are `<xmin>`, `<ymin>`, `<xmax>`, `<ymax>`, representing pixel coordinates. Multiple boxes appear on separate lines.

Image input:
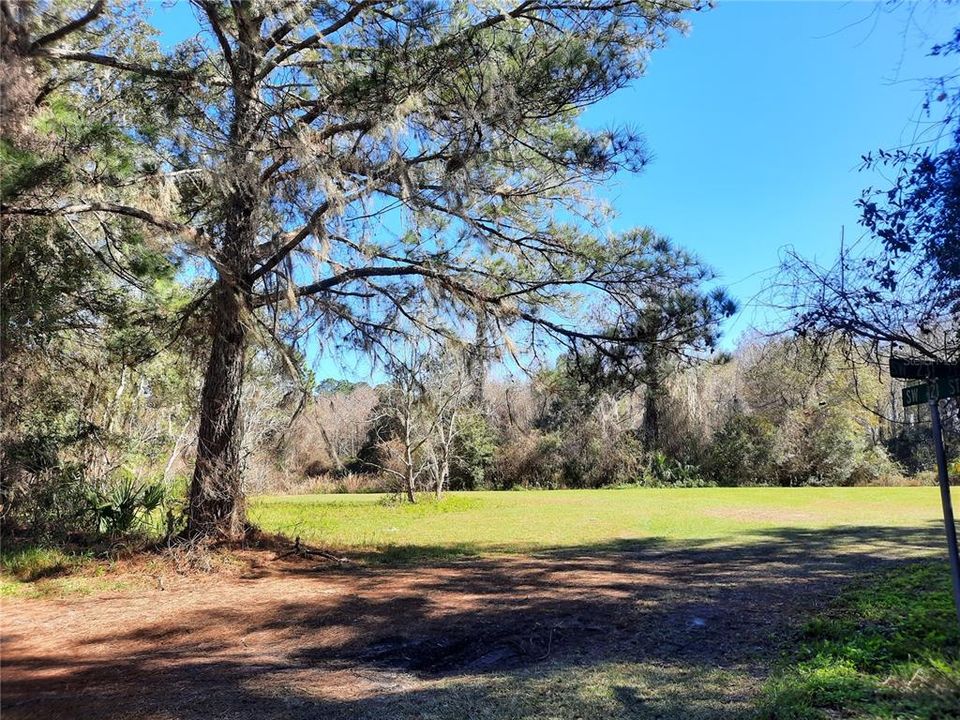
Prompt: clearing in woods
<box><xmin>1</xmin><ymin>487</ymin><xmax>949</xmax><ymax>719</ymax></box>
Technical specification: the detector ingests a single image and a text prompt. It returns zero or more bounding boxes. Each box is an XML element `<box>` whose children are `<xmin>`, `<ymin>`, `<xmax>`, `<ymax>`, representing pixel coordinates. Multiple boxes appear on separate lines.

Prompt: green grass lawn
<box><xmin>250</xmin><ymin>487</ymin><xmax>958</xmax><ymax>718</ymax></box>
<box><xmin>250</xmin><ymin>486</ymin><xmax>946</xmax><ymax>556</ymax></box>
<box><xmin>0</xmin><ymin>546</ymin><xmax>140</xmax><ymax>598</ymax></box>
<box><xmin>760</xmin><ymin>562</ymin><xmax>960</xmax><ymax>719</ymax></box>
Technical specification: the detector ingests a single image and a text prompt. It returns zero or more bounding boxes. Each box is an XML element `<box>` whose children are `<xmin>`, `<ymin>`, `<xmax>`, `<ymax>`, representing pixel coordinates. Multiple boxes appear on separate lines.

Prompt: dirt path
<box><xmin>1</xmin><ymin>525</ymin><xmax>942</xmax><ymax>720</ymax></box>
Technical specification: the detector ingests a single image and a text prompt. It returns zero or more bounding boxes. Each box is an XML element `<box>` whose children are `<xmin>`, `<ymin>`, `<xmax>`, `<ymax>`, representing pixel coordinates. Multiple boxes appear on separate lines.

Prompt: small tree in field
<box><xmin>422</xmin><ymin>350</ymin><xmax>473</xmax><ymax>499</ymax></box>
<box><xmin>371</xmin><ymin>344</ymin><xmax>471</xmax><ymax>502</ymax></box>
<box><xmin>3</xmin><ymin>0</ymin><xmax>705</xmax><ymax>537</ymax></box>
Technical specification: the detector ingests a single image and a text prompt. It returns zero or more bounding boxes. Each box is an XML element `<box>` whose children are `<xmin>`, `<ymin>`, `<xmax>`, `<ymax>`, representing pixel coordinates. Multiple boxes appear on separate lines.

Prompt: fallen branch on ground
<box><xmin>275</xmin><ymin>536</ymin><xmax>350</xmax><ymax>565</ymax></box>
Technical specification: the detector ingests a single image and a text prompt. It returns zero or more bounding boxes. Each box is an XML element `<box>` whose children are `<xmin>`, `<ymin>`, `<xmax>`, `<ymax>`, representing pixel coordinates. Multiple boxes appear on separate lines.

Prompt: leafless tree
<box><xmin>423</xmin><ymin>352</ymin><xmax>474</xmax><ymax>498</ymax></box>
<box><xmin>369</xmin><ymin>343</ymin><xmax>472</xmax><ymax>501</ymax></box>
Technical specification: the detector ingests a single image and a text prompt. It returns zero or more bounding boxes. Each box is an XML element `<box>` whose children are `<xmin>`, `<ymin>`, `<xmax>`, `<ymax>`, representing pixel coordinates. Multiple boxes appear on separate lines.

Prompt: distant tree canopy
<box><xmin>1</xmin><ymin>0</ymin><xmax>714</xmax><ymax>538</ymax></box>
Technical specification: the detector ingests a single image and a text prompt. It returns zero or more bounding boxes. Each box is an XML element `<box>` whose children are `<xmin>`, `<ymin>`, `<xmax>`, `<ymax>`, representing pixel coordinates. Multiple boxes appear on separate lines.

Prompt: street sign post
<box><xmin>892</xmin><ymin>358</ymin><xmax>960</xmax><ymax>630</ymax></box>
<box><xmin>929</xmin><ymin>395</ymin><xmax>960</xmax><ymax>629</ymax></box>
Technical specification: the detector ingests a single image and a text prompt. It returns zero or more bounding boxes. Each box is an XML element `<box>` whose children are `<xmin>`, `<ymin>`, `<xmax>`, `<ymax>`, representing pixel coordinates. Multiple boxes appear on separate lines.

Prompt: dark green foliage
<box><xmin>449</xmin><ymin>413</ymin><xmax>496</xmax><ymax>490</ymax></box>
<box><xmin>885</xmin><ymin>426</ymin><xmax>943</xmax><ymax>475</ymax></box>
<box><xmin>706</xmin><ymin>413</ymin><xmax>778</xmax><ymax>486</ymax></box>
<box><xmin>858</xmin><ymin>121</ymin><xmax>960</xmax><ymax>317</ymax></box>
<box><xmin>0</xmin><ymin>140</ymin><xmax>68</xmax><ymax>200</ymax></box>
<box><xmin>84</xmin><ymin>476</ymin><xmax>165</xmax><ymax>536</ymax></box>
<box><xmin>535</xmin><ymin>367</ymin><xmax>600</xmax><ymax>433</ymax></box>
<box><xmin>490</xmin><ymin>432</ymin><xmax>566</xmax><ymax>490</ymax></box>
<box><xmin>562</xmin><ymin>432</ymin><xmax>647</xmax><ymax>489</ymax></box>
<box><xmin>3</xmin><ymin>414</ymin><xmax>100</xmax><ymax>476</ymax></box>
<box><xmin>1</xmin><ymin>465</ymin><xmax>89</xmax><ymax>544</ymax></box>
<box><xmin>561</xmin><ymin>234</ymin><xmax>737</xmax><ymax>407</ymax></box>
<box><xmin>760</xmin><ymin>562</ymin><xmax>960</xmax><ymax>719</ymax></box>
<box><xmin>643</xmin><ymin>450</ymin><xmax>709</xmax><ymax>487</ymax></box>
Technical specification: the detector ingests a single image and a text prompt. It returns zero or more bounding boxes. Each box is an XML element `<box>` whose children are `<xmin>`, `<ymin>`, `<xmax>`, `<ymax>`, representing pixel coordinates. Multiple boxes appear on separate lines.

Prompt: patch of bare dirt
<box><xmin>700</xmin><ymin>507</ymin><xmax>822</xmax><ymax>523</ymax></box>
<box><xmin>0</xmin><ymin>524</ymin><xmax>941</xmax><ymax>720</ymax></box>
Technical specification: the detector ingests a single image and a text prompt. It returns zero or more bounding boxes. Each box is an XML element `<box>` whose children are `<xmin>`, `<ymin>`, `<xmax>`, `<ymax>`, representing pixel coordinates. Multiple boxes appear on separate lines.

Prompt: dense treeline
<box><xmin>269</xmin><ymin>337</ymin><xmax>956</xmax><ymax>496</ymax></box>
<box><xmin>6</xmin><ymin>309</ymin><xmax>952</xmax><ymax>546</ymax></box>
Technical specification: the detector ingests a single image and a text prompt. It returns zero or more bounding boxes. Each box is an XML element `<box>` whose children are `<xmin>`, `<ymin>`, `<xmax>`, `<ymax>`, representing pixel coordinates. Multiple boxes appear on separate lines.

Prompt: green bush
<box><xmin>706</xmin><ymin>413</ymin><xmax>778</xmax><ymax>486</ymax></box>
<box><xmin>449</xmin><ymin>413</ymin><xmax>497</xmax><ymax>490</ymax></box>
<box><xmin>885</xmin><ymin>425</ymin><xmax>941</xmax><ymax>475</ymax></box>
<box><xmin>490</xmin><ymin>431</ymin><xmax>564</xmax><ymax>489</ymax></box>
<box><xmin>644</xmin><ymin>450</ymin><xmax>710</xmax><ymax>487</ymax></box>
<box><xmin>798</xmin><ymin>410</ymin><xmax>860</xmax><ymax>486</ymax></box>
<box><xmin>2</xmin><ymin>465</ymin><xmax>89</xmax><ymax>542</ymax></box>
<box><xmin>848</xmin><ymin>444</ymin><xmax>902</xmax><ymax>486</ymax></box>
<box><xmin>84</xmin><ymin>474</ymin><xmax>166</xmax><ymax>536</ymax></box>
<box><xmin>560</xmin><ymin>430</ymin><xmax>645</xmax><ymax>488</ymax></box>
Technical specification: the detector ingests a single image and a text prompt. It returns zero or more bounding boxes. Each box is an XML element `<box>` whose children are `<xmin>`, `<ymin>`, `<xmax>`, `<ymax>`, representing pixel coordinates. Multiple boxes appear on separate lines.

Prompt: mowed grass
<box><xmin>250</xmin><ymin>486</ymin><xmax>946</xmax><ymax>556</ymax></box>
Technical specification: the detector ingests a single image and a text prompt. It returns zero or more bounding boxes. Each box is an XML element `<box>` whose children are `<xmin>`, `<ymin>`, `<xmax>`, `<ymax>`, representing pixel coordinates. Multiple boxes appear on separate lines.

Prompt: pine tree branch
<box><xmin>194</xmin><ymin>0</ymin><xmax>235</xmax><ymax>77</ymax></box>
<box><xmin>1</xmin><ymin>202</ymin><xmax>201</xmax><ymax>241</ymax></box>
<box><xmin>35</xmin><ymin>49</ymin><xmax>195</xmax><ymax>80</ymax></box>
<box><xmin>29</xmin><ymin>0</ymin><xmax>105</xmax><ymax>51</ymax></box>
<box><xmin>255</xmin><ymin>0</ymin><xmax>387</xmax><ymax>81</ymax></box>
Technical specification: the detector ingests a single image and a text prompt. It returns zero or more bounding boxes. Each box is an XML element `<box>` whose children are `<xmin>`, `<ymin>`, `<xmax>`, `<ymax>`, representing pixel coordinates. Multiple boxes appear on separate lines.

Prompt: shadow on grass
<box><xmin>1</xmin><ymin>522</ymin><xmax>951</xmax><ymax>720</ymax></box>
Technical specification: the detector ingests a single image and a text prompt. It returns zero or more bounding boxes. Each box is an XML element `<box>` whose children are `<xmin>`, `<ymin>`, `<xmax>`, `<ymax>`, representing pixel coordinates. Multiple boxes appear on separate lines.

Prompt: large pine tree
<box><xmin>3</xmin><ymin>0</ymin><xmax>705</xmax><ymax>538</ymax></box>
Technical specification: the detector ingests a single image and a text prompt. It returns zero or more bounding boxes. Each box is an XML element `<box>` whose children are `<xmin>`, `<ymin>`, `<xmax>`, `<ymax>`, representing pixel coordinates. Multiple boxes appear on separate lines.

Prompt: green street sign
<box><xmin>891</xmin><ymin>358</ymin><xmax>960</xmax><ymax>380</ymax></box>
<box><xmin>903</xmin><ymin>377</ymin><xmax>960</xmax><ymax>407</ymax></box>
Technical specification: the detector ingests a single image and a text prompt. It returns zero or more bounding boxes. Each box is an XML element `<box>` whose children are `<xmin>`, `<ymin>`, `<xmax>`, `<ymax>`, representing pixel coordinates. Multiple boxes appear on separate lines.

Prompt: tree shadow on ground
<box><xmin>1</xmin><ymin>522</ymin><xmax>949</xmax><ymax>720</ymax></box>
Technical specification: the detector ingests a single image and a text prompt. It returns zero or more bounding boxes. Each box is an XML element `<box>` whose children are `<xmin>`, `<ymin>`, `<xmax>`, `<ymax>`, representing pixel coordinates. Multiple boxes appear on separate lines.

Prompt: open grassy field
<box><xmin>250</xmin><ymin>486</ymin><xmax>947</xmax><ymax>556</ymax></box>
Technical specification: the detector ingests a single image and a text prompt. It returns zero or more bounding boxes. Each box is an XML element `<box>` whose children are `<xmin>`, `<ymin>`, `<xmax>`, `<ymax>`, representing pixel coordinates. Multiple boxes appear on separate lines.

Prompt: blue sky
<box><xmin>585</xmin><ymin>1</ymin><xmax>957</xmax><ymax>340</ymax></box>
<box><xmin>150</xmin><ymin>1</ymin><xmax>957</xmax><ymax>380</ymax></box>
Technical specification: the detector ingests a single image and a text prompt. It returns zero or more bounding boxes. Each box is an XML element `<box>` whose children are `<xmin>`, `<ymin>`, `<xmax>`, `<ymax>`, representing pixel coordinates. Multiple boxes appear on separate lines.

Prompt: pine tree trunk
<box><xmin>187</xmin><ymin>279</ymin><xmax>249</xmax><ymax>539</ymax></box>
<box><xmin>467</xmin><ymin>312</ymin><xmax>488</xmax><ymax>407</ymax></box>
<box><xmin>643</xmin><ymin>382</ymin><xmax>659</xmax><ymax>452</ymax></box>
<box><xmin>641</xmin><ymin>343</ymin><xmax>664</xmax><ymax>453</ymax></box>
<box><xmin>187</xmin><ymin>175</ymin><xmax>257</xmax><ymax>539</ymax></box>
<box><xmin>181</xmin><ymin>6</ymin><xmax>264</xmax><ymax>539</ymax></box>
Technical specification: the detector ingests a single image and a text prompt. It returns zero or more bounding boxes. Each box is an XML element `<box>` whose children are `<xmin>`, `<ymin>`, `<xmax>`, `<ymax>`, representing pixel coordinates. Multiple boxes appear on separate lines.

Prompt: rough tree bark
<box><xmin>641</xmin><ymin>343</ymin><xmax>664</xmax><ymax>453</ymax></box>
<box><xmin>187</xmin><ymin>278</ymin><xmax>250</xmax><ymax>539</ymax></box>
<box><xmin>186</xmin><ymin>21</ymin><xmax>261</xmax><ymax>538</ymax></box>
<box><xmin>187</xmin><ymin>176</ymin><xmax>260</xmax><ymax>537</ymax></box>
<box><xmin>642</xmin><ymin>382</ymin><xmax>659</xmax><ymax>452</ymax></box>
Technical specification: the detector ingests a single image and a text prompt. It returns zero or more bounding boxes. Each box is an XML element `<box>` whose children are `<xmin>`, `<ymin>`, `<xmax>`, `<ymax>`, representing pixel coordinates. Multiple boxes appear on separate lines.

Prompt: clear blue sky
<box><xmin>584</xmin><ymin>0</ymin><xmax>957</xmax><ymax>341</ymax></box>
<box><xmin>150</xmin><ymin>1</ymin><xmax>958</xmax><ymax>380</ymax></box>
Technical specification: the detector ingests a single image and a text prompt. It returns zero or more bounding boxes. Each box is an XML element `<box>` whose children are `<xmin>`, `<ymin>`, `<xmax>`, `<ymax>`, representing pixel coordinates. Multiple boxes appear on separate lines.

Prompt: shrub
<box><xmin>801</xmin><ymin>410</ymin><xmax>860</xmax><ymax>486</ymax></box>
<box><xmin>848</xmin><ymin>444</ymin><xmax>902</xmax><ymax>486</ymax></box>
<box><xmin>490</xmin><ymin>431</ymin><xmax>564</xmax><ymax>489</ymax></box>
<box><xmin>449</xmin><ymin>413</ymin><xmax>496</xmax><ymax>490</ymax></box>
<box><xmin>2</xmin><ymin>465</ymin><xmax>89</xmax><ymax>543</ymax></box>
<box><xmin>706</xmin><ymin>413</ymin><xmax>778</xmax><ymax>486</ymax></box>
<box><xmin>84</xmin><ymin>475</ymin><xmax>165</xmax><ymax>536</ymax></box>
<box><xmin>332</xmin><ymin>472</ymin><xmax>390</xmax><ymax>494</ymax></box>
<box><xmin>644</xmin><ymin>450</ymin><xmax>710</xmax><ymax>487</ymax></box>
<box><xmin>559</xmin><ymin>427</ymin><xmax>645</xmax><ymax>488</ymax></box>
<box><xmin>885</xmin><ymin>426</ymin><xmax>941</xmax><ymax>475</ymax></box>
